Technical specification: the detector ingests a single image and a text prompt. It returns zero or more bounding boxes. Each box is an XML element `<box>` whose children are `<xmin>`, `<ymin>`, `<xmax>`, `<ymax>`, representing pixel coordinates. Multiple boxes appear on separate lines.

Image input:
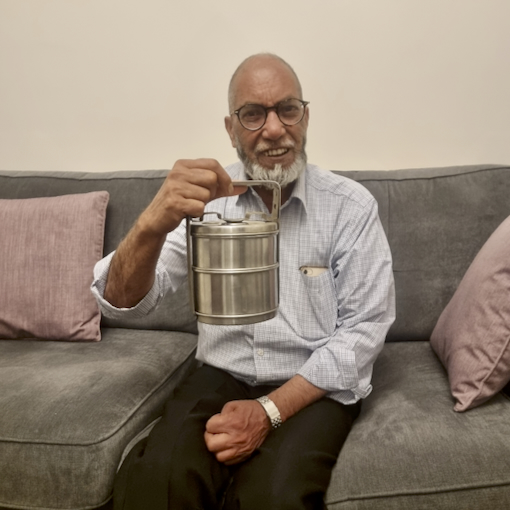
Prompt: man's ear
<box><xmin>225</xmin><ymin>116</ymin><xmax>237</xmax><ymax>148</ymax></box>
<box><xmin>303</xmin><ymin>105</ymin><xmax>310</xmax><ymax>129</ymax></box>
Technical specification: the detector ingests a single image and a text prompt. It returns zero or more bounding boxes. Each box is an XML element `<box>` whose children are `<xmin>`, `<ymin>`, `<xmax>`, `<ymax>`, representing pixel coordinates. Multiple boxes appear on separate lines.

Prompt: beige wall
<box><xmin>1</xmin><ymin>0</ymin><xmax>509</xmax><ymax>172</ymax></box>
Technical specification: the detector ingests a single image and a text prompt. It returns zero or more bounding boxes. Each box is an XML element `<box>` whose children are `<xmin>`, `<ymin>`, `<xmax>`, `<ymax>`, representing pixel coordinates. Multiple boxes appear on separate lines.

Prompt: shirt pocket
<box><xmin>297</xmin><ymin>269</ymin><xmax>337</xmax><ymax>339</ymax></box>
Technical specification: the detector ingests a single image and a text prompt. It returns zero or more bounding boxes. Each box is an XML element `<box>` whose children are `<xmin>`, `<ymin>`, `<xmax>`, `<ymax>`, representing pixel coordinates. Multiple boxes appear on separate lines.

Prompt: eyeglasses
<box><xmin>231</xmin><ymin>98</ymin><xmax>309</xmax><ymax>131</ymax></box>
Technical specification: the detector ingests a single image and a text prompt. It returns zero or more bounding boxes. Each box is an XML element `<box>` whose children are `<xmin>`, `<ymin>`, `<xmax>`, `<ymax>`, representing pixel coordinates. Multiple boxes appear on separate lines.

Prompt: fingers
<box><xmin>204</xmin><ymin>400</ymin><xmax>241</xmax><ymax>435</ymax></box>
<box><xmin>183</xmin><ymin>158</ymin><xmax>230</xmax><ymax>198</ymax></box>
<box><xmin>205</xmin><ymin>412</ymin><xmax>225</xmax><ymax>435</ymax></box>
<box><xmin>203</xmin><ymin>430</ymin><xmax>252</xmax><ymax>465</ymax></box>
<box><xmin>219</xmin><ymin>449</ymin><xmax>250</xmax><ymax>466</ymax></box>
<box><xmin>203</xmin><ymin>400</ymin><xmax>270</xmax><ymax>465</ymax></box>
<box><xmin>173</xmin><ymin>159</ymin><xmax>243</xmax><ymax>201</ymax></box>
<box><xmin>204</xmin><ymin>430</ymin><xmax>228</xmax><ymax>453</ymax></box>
<box><xmin>140</xmin><ymin>159</ymin><xmax>246</xmax><ymax>236</ymax></box>
<box><xmin>204</xmin><ymin>428</ymin><xmax>243</xmax><ymax>464</ymax></box>
<box><xmin>166</xmin><ymin>159</ymin><xmax>247</xmax><ymax>217</ymax></box>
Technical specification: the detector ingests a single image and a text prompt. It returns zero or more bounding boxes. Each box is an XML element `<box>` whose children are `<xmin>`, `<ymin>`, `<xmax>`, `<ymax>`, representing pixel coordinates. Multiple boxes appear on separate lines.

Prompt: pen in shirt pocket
<box><xmin>299</xmin><ymin>266</ymin><xmax>328</xmax><ymax>277</ymax></box>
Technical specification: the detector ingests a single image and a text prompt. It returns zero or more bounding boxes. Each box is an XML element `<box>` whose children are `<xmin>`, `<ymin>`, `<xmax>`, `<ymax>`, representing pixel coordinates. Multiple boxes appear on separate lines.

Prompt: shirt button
<box><xmin>257</xmin><ymin>349</ymin><xmax>264</xmax><ymax>357</ymax></box>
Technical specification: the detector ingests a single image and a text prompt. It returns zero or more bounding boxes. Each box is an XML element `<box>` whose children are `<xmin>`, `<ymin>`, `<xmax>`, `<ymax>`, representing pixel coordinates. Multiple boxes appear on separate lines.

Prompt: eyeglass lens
<box><xmin>238</xmin><ymin>99</ymin><xmax>305</xmax><ymax>130</ymax></box>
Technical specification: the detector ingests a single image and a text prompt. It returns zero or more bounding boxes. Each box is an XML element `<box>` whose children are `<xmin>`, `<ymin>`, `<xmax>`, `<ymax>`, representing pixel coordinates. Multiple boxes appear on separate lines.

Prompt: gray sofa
<box><xmin>1</xmin><ymin>164</ymin><xmax>509</xmax><ymax>510</ymax></box>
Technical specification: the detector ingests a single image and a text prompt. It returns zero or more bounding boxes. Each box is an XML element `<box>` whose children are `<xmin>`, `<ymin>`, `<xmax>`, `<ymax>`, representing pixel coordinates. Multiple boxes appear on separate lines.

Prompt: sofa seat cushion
<box><xmin>0</xmin><ymin>328</ymin><xmax>198</xmax><ymax>510</ymax></box>
<box><xmin>326</xmin><ymin>342</ymin><xmax>510</xmax><ymax>510</ymax></box>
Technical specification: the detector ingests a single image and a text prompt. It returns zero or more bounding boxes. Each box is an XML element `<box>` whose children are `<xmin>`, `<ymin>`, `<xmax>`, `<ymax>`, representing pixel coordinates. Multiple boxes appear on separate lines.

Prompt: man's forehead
<box><xmin>232</xmin><ymin>59</ymin><xmax>301</xmax><ymax>106</ymax></box>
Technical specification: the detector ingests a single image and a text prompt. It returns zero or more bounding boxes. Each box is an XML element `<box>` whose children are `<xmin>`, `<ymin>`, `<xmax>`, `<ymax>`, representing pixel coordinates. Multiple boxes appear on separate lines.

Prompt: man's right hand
<box><xmin>138</xmin><ymin>159</ymin><xmax>245</xmax><ymax>237</ymax></box>
<box><xmin>103</xmin><ymin>159</ymin><xmax>245</xmax><ymax>308</ymax></box>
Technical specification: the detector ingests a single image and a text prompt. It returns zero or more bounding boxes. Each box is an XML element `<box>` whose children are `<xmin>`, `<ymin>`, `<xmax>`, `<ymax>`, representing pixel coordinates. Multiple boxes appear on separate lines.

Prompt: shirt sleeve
<box><xmin>297</xmin><ymin>198</ymin><xmax>396</xmax><ymax>401</ymax></box>
<box><xmin>90</xmin><ymin>252</ymin><xmax>172</xmax><ymax>319</ymax></box>
<box><xmin>90</xmin><ymin>221</ymin><xmax>189</xmax><ymax>320</ymax></box>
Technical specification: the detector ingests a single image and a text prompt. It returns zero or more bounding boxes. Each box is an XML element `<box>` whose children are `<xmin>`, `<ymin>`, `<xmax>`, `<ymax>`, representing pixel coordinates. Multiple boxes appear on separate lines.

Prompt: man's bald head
<box><xmin>228</xmin><ymin>53</ymin><xmax>303</xmax><ymax>112</ymax></box>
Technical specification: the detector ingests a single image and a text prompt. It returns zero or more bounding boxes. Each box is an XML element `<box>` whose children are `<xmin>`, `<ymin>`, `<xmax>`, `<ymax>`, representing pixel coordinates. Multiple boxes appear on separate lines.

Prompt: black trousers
<box><xmin>114</xmin><ymin>365</ymin><xmax>361</xmax><ymax>510</ymax></box>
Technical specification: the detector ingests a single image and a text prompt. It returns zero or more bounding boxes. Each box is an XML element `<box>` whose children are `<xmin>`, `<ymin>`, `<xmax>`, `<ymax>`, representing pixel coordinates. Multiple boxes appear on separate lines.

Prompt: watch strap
<box><xmin>256</xmin><ymin>396</ymin><xmax>282</xmax><ymax>429</ymax></box>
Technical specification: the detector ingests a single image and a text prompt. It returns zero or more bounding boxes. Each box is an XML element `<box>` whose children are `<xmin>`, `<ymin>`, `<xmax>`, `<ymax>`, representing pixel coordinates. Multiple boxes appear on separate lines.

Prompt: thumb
<box><xmin>220</xmin><ymin>181</ymin><xmax>247</xmax><ymax>199</ymax></box>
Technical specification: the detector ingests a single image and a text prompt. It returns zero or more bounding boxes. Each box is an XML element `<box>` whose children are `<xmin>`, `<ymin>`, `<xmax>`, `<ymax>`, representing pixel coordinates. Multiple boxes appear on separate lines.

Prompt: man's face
<box><xmin>225</xmin><ymin>59</ymin><xmax>309</xmax><ymax>186</ymax></box>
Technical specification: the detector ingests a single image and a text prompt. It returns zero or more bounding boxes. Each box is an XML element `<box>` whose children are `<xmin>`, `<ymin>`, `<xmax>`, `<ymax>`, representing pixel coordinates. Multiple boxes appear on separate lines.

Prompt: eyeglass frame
<box><xmin>230</xmin><ymin>98</ymin><xmax>310</xmax><ymax>131</ymax></box>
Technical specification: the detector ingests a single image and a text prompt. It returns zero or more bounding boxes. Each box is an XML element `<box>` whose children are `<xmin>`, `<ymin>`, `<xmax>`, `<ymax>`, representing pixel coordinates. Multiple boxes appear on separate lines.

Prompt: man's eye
<box><xmin>280</xmin><ymin>105</ymin><xmax>299</xmax><ymax>116</ymax></box>
<box><xmin>243</xmin><ymin>108</ymin><xmax>263</xmax><ymax>119</ymax></box>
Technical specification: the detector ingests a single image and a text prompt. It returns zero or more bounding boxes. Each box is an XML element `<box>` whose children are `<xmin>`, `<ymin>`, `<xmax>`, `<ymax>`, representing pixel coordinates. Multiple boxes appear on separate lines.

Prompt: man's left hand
<box><xmin>204</xmin><ymin>400</ymin><xmax>271</xmax><ymax>465</ymax></box>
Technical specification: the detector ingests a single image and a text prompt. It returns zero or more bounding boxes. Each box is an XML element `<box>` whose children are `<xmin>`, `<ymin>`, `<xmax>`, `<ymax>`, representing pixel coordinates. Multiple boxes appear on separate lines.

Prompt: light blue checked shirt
<box><xmin>92</xmin><ymin>163</ymin><xmax>395</xmax><ymax>405</ymax></box>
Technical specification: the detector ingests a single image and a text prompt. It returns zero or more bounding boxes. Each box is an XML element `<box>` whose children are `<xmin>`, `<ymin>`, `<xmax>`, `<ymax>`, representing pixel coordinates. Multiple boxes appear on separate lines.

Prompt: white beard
<box><xmin>244</xmin><ymin>155</ymin><xmax>306</xmax><ymax>189</ymax></box>
<box><xmin>237</xmin><ymin>141</ymin><xmax>308</xmax><ymax>189</ymax></box>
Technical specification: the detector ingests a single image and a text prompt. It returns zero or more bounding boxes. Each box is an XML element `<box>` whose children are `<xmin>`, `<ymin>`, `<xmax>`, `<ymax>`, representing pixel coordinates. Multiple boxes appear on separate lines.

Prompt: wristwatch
<box><xmin>256</xmin><ymin>396</ymin><xmax>282</xmax><ymax>429</ymax></box>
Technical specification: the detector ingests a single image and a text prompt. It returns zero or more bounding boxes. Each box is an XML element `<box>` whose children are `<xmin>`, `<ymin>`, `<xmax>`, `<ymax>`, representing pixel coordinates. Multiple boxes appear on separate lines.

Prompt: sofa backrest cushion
<box><xmin>335</xmin><ymin>165</ymin><xmax>510</xmax><ymax>341</ymax></box>
<box><xmin>2</xmin><ymin>165</ymin><xmax>509</xmax><ymax>340</ymax></box>
<box><xmin>0</xmin><ymin>170</ymin><xmax>197</xmax><ymax>334</ymax></box>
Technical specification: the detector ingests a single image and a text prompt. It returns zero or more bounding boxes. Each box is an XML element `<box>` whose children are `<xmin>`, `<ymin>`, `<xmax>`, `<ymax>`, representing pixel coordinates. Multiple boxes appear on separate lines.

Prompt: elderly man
<box><xmin>92</xmin><ymin>53</ymin><xmax>395</xmax><ymax>510</ymax></box>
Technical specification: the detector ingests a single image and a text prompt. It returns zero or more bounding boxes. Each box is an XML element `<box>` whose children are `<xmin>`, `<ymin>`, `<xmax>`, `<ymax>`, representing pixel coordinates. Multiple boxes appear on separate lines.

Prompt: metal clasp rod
<box><xmin>233</xmin><ymin>180</ymin><xmax>281</xmax><ymax>222</ymax></box>
<box><xmin>186</xmin><ymin>215</ymin><xmax>195</xmax><ymax>314</ymax></box>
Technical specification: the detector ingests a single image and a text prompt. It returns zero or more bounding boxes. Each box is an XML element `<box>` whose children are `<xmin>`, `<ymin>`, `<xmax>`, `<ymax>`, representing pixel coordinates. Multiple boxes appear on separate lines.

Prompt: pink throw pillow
<box><xmin>431</xmin><ymin>214</ymin><xmax>510</xmax><ymax>411</ymax></box>
<box><xmin>0</xmin><ymin>192</ymin><xmax>109</xmax><ymax>341</ymax></box>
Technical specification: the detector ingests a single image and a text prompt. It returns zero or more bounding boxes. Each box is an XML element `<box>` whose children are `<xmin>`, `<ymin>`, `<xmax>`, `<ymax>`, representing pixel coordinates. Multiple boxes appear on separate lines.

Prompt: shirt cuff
<box><xmin>297</xmin><ymin>344</ymin><xmax>360</xmax><ymax>394</ymax></box>
<box><xmin>91</xmin><ymin>253</ymin><xmax>169</xmax><ymax>320</ymax></box>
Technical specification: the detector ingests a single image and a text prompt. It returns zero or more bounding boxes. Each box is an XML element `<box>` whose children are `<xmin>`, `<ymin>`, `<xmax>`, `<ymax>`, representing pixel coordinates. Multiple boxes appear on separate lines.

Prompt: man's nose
<box><xmin>262</xmin><ymin>110</ymin><xmax>286</xmax><ymax>139</ymax></box>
